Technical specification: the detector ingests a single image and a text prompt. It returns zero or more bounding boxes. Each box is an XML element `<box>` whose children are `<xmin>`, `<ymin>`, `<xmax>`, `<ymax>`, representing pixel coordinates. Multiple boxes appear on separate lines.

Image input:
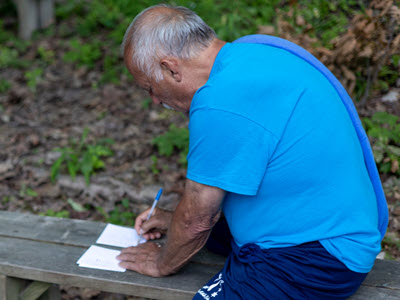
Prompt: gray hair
<box><xmin>122</xmin><ymin>4</ymin><xmax>217</xmax><ymax>82</ymax></box>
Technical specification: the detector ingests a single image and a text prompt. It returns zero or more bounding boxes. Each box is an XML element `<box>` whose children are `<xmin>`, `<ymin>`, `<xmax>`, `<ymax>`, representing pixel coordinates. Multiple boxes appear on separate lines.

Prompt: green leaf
<box><xmin>26</xmin><ymin>188</ymin><xmax>38</xmax><ymax>197</ymax></box>
<box><xmin>122</xmin><ymin>198</ymin><xmax>130</xmax><ymax>208</ymax></box>
<box><xmin>81</xmin><ymin>151</ymin><xmax>94</xmax><ymax>185</ymax></box>
<box><xmin>387</xmin><ymin>145</ymin><xmax>400</xmax><ymax>157</ymax></box>
<box><xmin>67</xmin><ymin>198</ymin><xmax>87</xmax><ymax>212</ymax></box>
<box><xmin>67</xmin><ymin>158</ymin><xmax>78</xmax><ymax>180</ymax></box>
<box><xmin>50</xmin><ymin>154</ymin><xmax>65</xmax><ymax>183</ymax></box>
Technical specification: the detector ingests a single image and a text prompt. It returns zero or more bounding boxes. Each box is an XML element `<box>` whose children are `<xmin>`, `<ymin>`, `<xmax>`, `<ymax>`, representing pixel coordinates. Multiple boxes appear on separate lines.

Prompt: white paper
<box><xmin>77</xmin><ymin>245</ymin><xmax>126</xmax><ymax>272</ymax></box>
<box><xmin>96</xmin><ymin>223</ymin><xmax>146</xmax><ymax>248</ymax></box>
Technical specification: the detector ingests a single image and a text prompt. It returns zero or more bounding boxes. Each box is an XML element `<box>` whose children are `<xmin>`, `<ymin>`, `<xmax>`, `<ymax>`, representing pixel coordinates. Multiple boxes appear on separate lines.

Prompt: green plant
<box><xmin>363</xmin><ymin>112</ymin><xmax>400</xmax><ymax>175</ymax></box>
<box><xmin>40</xmin><ymin>209</ymin><xmax>70</xmax><ymax>218</ymax></box>
<box><xmin>0</xmin><ymin>20</ymin><xmax>13</xmax><ymax>44</ymax></box>
<box><xmin>2</xmin><ymin>195</ymin><xmax>12</xmax><ymax>204</ymax></box>
<box><xmin>25</xmin><ymin>68</ymin><xmax>43</xmax><ymax>92</ymax></box>
<box><xmin>0</xmin><ymin>79</ymin><xmax>10</xmax><ymax>93</ymax></box>
<box><xmin>152</xmin><ymin>124</ymin><xmax>189</xmax><ymax>165</ymax></box>
<box><xmin>141</xmin><ymin>98</ymin><xmax>151</xmax><ymax>110</ymax></box>
<box><xmin>19</xmin><ymin>184</ymin><xmax>38</xmax><ymax>198</ymax></box>
<box><xmin>97</xmin><ymin>198</ymin><xmax>135</xmax><ymax>226</ymax></box>
<box><xmin>51</xmin><ymin>128</ymin><xmax>114</xmax><ymax>185</ymax></box>
<box><xmin>100</xmin><ymin>55</ymin><xmax>122</xmax><ymax>84</ymax></box>
<box><xmin>63</xmin><ymin>39</ymin><xmax>102</xmax><ymax>69</ymax></box>
<box><xmin>37</xmin><ymin>46</ymin><xmax>55</xmax><ymax>64</ymax></box>
<box><xmin>151</xmin><ymin>155</ymin><xmax>160</xmax><ymax>175</ymax></box>
<box><xmin>68</xmin><ymin>198</ymin><xmax>87</xmax><ymax>212</ymax></box>
<box><xmin>0</xmin><ymin>46</ymin><xmax>18</xmax><ymax>68</ymax></box>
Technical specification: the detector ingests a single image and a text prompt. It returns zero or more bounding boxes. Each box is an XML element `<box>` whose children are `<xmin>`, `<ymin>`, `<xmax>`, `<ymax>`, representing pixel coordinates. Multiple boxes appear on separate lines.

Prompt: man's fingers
<box><xmin>134</xmin><ymin>208</ymin><xmax>152</xmax><ymax>232</ymax></box>
<box><xmin>119</xmin><ymin>246</ymin><xmax>137</xmax><ymax>254</ymax></box>
<box><xmin>143</xmin><ymin>231</ymin><xmax>162</xmax><ymax>240</ymax></box>
<box><xmin>119</xmin><ymin>261</ymin><xmax>138</xmax><ymax>270</ymax></box>
<box><xmin>141</xmin><ymin>216</ymin><xmax>162</xmax><ymax>233</ymax></box>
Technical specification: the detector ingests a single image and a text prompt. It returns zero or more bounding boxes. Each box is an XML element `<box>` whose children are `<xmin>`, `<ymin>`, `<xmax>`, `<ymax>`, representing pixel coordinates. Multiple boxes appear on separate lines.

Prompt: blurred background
<box><xmin>0</xmin><ymin>0</ymin><xmax>399</xmax><ymax>298</ymax></box>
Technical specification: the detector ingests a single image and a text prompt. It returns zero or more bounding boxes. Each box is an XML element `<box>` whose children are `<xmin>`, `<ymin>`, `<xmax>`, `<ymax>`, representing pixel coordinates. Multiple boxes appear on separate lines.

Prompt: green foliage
<box><xmin>0</xmin><ymin>79</ymin><xmax>10</xmax><ymax>93</ymax></box>
<box><xmin>100</xmin><ymin>55</ymin><xmax>122</xmax><ymax>84</ymax></box>
<box><xmin>141</xmin><ymin>98</ymin><xmax>151</xmax><ymax>110</ymax></box>
<box><xmin>63</xmin><ymin>39</ymin><xmax>102</xmax><ymax>69</ymax></box>
<box><xmin>51</xmin><ymin>128</ymin><xmax>114</xmax><ymax>185</ymax></box>
<box><xmin>55</xmin><ymin>0</ymin><xmax>85</xmax><ymax>20</ymax></box>
<box><xmin>363</xmin><ymin>112</ymin><xmax>400</xmax><ymax>175</ymax></box>
<box><xmin>0</xmin><ymin>19</ymin><xmax>29</xmax><ymax>68</ymax></box>
<box><xmin>151</xmin><ymin>155</ymin><xmax>160</xmax><ymax>175</ymax></box>
<box><xmin>40</xmin><ymin>209</ymin><xmax>70</xmax><ymax>218</ymax></box>
<box><xmin>25</xmin><ymin>68</ymin><xmax>43</xmax><ymax>92</ymax></box>
<box><xmin>0</xmin><ymin>46</ymin><xmax>19</xmax><ymax>68</ymax></box>
<box><xmin>37</xmin><ymin>46</ymin><xmax>55</xmax><ymax>64</ymax></box>
<box><xmin>19</xmin><ymin>184</ymin><xmax>38</xmax><ymax>198</ymax></box>
<box><xmin>68</xmin><ymin>198</ymin><xmax>87</xmax><ymax>212</ymax></box>
<box><xmin>0</xmin><ymin>20</ymin><xmax>14</xmax><ymax>44</ymax></box>
<box><xmin>152</xmin><ymin>124</ymin><xmax>189</xmax><ymax>165</ymax></box>
<box><xmin>376</xmin><ymin>55</ymin><xmax>400</xmax><ymax>93</ymax></box>
<box><xmin>97</xmin><ymin>198</ymin><xmax>136</xmax><ymax>226</ymax></box>
<box><xmin>295</xmin><ymin>0</ymin><xmax>361</xmax><ymax>47</ymax></box>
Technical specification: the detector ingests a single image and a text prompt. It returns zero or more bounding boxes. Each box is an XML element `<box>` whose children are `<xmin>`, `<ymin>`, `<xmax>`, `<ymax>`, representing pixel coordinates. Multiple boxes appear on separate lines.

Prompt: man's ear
<box><xmin>160</xmin><ymin>58</ymin><xmax>182</xmax><ymax>82</ymax></box>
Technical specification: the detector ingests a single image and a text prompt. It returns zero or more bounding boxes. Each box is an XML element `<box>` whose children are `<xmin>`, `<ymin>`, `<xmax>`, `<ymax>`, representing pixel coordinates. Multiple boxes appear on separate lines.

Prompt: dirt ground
<box><xmin>1</xmin><ymin>23</ymin><xmax>400</xmax><ymax>300</ymax></box>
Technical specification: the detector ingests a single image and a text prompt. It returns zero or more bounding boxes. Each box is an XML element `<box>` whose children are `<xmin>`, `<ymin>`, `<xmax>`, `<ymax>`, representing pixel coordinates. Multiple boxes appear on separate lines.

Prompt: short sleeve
<box><xmin>187</xmin><ymin>108</ymin><xmax>278</xmax><ymax>195</ymax></box>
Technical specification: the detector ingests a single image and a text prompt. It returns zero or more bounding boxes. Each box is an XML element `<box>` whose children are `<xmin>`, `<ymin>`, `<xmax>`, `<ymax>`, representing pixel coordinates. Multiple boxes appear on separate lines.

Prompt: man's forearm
<box><xmin>157</xmin><ymin>180</ymin><xmax>224</xmax><ymax>275</ymax></box>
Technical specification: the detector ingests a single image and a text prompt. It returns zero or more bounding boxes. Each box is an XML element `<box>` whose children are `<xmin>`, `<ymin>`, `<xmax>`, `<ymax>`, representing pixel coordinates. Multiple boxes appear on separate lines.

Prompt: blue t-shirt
<box><xmin>186</xmin><ymin>43</ymin><xmax>381</xmax><ymax>273</ymax></box>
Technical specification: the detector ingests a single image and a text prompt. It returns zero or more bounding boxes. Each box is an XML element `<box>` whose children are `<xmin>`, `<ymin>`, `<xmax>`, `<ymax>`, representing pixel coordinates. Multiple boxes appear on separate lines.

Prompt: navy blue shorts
<box><xmin>196</xmin><ymin>219</ymin><xmax>368</xmax><ymax>300</ymax></box>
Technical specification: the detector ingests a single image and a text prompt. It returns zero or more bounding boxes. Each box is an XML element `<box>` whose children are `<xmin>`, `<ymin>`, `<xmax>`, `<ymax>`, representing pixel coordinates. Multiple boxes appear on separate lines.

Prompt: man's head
<box><xmin>122</xmin><ymin>5</ymin><xmax>223</xmax><ymax>113</ymax></box>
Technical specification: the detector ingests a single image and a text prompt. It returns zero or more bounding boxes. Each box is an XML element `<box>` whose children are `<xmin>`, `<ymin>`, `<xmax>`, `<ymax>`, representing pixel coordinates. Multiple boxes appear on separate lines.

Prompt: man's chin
<box><xmin>162</xmin><ymin>103</ymin><xmax>189</xmax><ymax>117</ymax></box>
<box><xmin>162</xmin><ymin>103</ymin><xmax>176</xmax><ymax>110</ymax></box>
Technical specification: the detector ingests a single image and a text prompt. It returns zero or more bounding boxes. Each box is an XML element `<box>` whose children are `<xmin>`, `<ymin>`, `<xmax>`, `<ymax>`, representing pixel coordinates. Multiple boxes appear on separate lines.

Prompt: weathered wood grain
<box><xmin>349</xmin><ymin>285</ymin><xmax>400</xmax><ymax>299</ymax></box>
<box><xmin>0</xmin><ymin>211</ymin><xmax>105</xmax><ymax>248</ymax></box>
<box><xmin>0</xmin><ymin>275</ymin><xmax>26</xmax><ymax>300</ymax></box>
<box><xmin>363</xmin><ymin>259</ymin><xmax>400</xmax><ymax>290</ymax></box>
<box><xmin>20</xmin><ymin>281</ymin><xmax>51</xmax><ymax>300</ymax></box>
<box><xmin>0</xmin><ymin>237</ymin><xmax>219</xmax><ymax>300</ymax></box>
<box><xmin>1</xmin><ymin>211</ymin><xmax>399</xmax><ymax>299</ymax></box>
<box><xmin>0</xmin><ymin>211</ymin><xmax>226</xmax><ymax>267</ymax></box>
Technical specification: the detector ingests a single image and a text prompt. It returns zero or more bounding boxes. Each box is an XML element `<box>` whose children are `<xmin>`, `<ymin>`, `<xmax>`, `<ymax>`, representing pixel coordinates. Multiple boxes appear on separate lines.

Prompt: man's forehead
<box><xmin>124</xmin><ymin>59</ymin><xmax>149</xmax><ymax>88</ymax></box>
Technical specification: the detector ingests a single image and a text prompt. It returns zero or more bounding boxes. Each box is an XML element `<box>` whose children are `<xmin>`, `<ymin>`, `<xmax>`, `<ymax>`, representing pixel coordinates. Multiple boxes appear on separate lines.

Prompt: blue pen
<box><xmin>137</xmin><ymin>188</ymin><xmax>163</xmax><ymax>244</ymax></box>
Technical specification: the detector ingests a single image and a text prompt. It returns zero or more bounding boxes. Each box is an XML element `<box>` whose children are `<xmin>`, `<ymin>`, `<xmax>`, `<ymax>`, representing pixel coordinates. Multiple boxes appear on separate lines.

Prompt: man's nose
<box><xmin>151</xmin><ymin>95</ymin><xmax>161</xmax><ymax>104</ymax></box>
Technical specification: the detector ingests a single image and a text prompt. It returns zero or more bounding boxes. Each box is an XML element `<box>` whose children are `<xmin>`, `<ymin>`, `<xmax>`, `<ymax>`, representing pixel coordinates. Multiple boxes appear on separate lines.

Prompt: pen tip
<box><xmin>156</xmin><ymin>188</ymin><xmax>163</xmax><ymax>199</ymax></box>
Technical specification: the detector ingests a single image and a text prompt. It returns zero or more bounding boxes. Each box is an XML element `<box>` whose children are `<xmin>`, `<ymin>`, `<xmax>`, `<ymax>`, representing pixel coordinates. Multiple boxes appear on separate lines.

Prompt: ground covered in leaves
<box><xmin>1</xmin><ymin>1</ymin><xmax>400</xmax><ymax>299</ymax></box>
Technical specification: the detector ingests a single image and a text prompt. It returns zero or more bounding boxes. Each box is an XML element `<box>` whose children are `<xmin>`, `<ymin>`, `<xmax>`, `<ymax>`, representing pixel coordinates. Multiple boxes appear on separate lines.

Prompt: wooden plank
<box><xmin>1</xmin><ymin>211</ymin><xmax>399</xmax><ymax>297</ymax></box>
<box><xmin>38</xmin><ymin>284</ymin><xmax>61</xmax><ymax>300</ymax></box>
<box><xmin>39</xmin><ymin>284</ymin><xmax>61</xmax><ymax>300</ymax></box>
<box><xmin>20</xmin><ymin>281</ymin><xmax>52</xmax><ymax>300</ymax></box>
<box><xmin>0</xmin><ymin>237</ymin><xmax>220</xmax><ymax>300</ymax></box>
<box><xmin>0</xmin><ymin>275</ymin><xmax>27</xmax><ymax>300</ymax></box>
<box><xmin>0</xmin><ymin>211</ymin><xmax>105</xmax><ymax>248</ymax></box>
<box><xmin>0</xmin><ymin>211</ymin><xmax>226</xmax><ymax>267</ymax></box>
<box><xmin>350</xmin><ymin>285</ymin><xmax>400</xmax><ymax>299</ymax></box>
<box><xmin>362</xmin><ymin>259</ymin><xmax>400</xmax><ymax>290</ymax></box>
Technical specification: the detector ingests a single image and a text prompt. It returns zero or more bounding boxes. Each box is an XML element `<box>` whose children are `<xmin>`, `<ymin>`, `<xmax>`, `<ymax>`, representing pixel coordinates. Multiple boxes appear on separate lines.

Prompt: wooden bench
<box><xmin>0</xmin><ymin>211</ymin><xmax>399</xmax><ymax>300</ymax></box>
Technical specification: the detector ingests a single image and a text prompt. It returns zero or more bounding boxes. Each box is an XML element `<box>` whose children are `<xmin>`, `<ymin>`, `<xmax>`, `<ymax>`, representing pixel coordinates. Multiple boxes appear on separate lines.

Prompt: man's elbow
<box><xmin>181</xmin><ymin>209</ymin><xmax>221</xmax><ymax>238</ymax></box>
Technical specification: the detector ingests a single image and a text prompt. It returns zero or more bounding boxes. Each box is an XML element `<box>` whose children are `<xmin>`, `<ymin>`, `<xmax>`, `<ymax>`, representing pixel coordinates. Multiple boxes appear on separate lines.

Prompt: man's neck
<box><xmin>183</xmin><ymin>39</ymin><xmax>227</xmax><ymax>92</ymax></box>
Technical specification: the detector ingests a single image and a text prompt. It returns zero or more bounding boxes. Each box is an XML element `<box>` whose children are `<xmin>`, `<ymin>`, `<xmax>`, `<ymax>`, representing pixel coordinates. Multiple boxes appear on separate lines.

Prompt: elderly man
<box><xmin>117</xmin><ymin>4</ymin><xmax>386</xmax><ymax>300</ymax></box>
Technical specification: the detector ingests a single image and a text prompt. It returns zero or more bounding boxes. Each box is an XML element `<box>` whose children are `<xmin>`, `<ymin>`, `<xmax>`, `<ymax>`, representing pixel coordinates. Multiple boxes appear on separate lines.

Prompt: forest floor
<box><xmin>1</xmin><ymin>19</ymin><xmax>400</xmax><ymax>300</ymax></box>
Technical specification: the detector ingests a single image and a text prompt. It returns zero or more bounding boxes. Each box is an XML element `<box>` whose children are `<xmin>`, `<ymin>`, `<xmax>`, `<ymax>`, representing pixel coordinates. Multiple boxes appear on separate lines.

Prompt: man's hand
<box><xmin>117</xmin><ymin>242</ymin><xmax>168</xmax><ymax>277</ymax></box>
<box><xmin>135</xmin><ymin>207</ymin><xmax>173</xmax><ymax>240</ymax></box>
<box><xmin>123</xmin><ymin>179</ymin><xmax>225</xmax><ymax>277</ymax></box>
